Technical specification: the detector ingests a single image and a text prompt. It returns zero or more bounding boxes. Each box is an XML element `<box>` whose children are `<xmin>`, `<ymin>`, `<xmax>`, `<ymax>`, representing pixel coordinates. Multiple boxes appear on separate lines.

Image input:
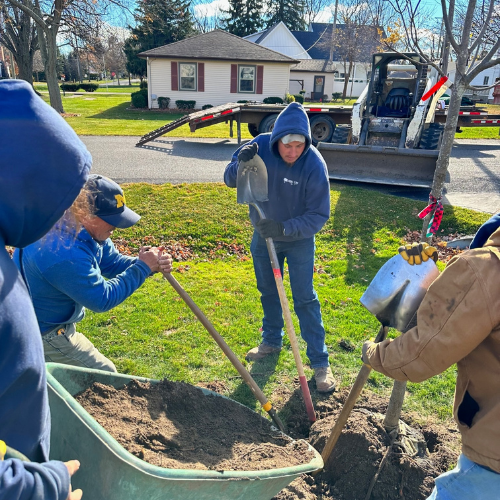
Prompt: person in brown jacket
<box><xmin>362</xmin><ymin>233</ymin><xmax>500</xmax><ymax>499</ymax></box>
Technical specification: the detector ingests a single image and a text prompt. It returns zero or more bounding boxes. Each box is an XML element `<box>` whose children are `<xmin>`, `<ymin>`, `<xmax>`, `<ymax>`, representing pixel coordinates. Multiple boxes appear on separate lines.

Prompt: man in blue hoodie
<box><xmin>14</xmin><ymin>174</ymin><xmax>171</xmax><ymax>372</ymax></box>
<box><xmin>224</xmin><ymin>102</ymin><xmax>335</xmax><ymax>392</ymax></box>
<box><xmin>0</xmin><ymin>80</ymin><xmax>90</xmax><ymax>499</ymax></box>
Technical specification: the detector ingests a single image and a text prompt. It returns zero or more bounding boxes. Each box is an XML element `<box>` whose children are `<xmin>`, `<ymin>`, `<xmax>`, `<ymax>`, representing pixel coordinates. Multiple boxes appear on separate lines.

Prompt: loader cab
<box><xmin>360</xmin><ymin>53</ymin><xmax>429</xmax><ymax>147</ymax></box>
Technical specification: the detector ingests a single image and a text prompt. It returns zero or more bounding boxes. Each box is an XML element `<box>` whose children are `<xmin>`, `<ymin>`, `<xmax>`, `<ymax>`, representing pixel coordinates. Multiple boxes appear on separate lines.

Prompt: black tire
<box><xmin>258</xmin><ymin>114</ymin><xmax>279</xmax><ymax>134</ymax></box>
<box><xmin>248</xmin><ymin>123</ymin><xmax>259</xmax><ymax>137</ymax></box>
<box><xmin>309</xmin><ymin>114</ymin><xmax>336</xmax><ymax>144</ymax></box>
<box><xmin>330</xmin><ymin>124</ymin><xmax>351</xmax><ymax>144</ymax></box>
<box><xmin>418</xmin><ymin>123</ymin><xmax>444</xmax><ymax>150</ymax></box>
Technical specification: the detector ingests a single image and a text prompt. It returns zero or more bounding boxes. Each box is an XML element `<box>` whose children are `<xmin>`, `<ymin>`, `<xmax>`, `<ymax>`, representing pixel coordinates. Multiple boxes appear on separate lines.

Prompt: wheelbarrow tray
<box><xmin>46</xmin><ymin>363</ymin><xmax>323</xmax><ymax>500</ymax></box>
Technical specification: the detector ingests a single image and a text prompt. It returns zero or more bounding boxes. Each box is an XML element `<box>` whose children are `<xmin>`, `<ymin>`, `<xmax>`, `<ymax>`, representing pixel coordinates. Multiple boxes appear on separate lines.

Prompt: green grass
<box><xmin>79</xmin><ymin>182</ymin><xmax>491</xmax><ymax>423</ymax></box>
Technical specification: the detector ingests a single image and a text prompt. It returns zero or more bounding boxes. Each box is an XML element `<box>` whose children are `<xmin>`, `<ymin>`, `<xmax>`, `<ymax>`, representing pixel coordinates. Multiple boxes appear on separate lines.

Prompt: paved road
<box><xmin>81</xmin><ymin>136</ymin><xmax>500</xmax><ymax>214</ymax></box>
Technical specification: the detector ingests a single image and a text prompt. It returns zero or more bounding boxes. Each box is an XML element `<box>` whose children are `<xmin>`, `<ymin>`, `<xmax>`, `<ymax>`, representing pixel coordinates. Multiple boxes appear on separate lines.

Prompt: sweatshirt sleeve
<box><xmin>99</xmin><ymin>239</ymin><xmax>141</xmax><ymax>279</ymax></box>
<box><xmin>224</xmin><ymin>138</ymin><xmax>261</xmax><ymax>188</ymax></box>
<box><xmin>366</xmin><ymin>255</ymin><xmax>496</xmax><ymax>382</ymax></box>
<box><xmin>41</xmin><ymin>245</ymin><xmax>151</xmax><ymax>314</ymax></box>
<box><xmin>0</xmin><ymin>459</ymin><xmax>70</xmax><ymax>500</ymax></box>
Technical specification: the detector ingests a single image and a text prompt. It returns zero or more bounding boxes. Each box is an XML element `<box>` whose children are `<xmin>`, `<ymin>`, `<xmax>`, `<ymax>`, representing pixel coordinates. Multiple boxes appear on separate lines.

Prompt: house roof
<box><xmin>290</xmin><ymin>60</ymin><xmax>337</xmax><ymax>72</ymax></box>
<box><xmin>138</xmin><ymin>30</ymin><xmax>298</xmax><ymax>63</ymax></box>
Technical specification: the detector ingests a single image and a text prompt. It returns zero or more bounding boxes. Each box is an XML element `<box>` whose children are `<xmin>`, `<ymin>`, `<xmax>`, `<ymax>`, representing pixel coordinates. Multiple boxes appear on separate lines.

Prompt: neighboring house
<box><xmin>447</xmin><ymin>59</ymin><xmax>500</xmax><ymax>103</ymax></box>
<box><xmin>246</xmin><ymin>22</ymin><xmax>381</xmax><ymax>100</ymax></box>
<box><xmin>138</xmin><ymin>30</ymin><xmax>298</xmax><ymax>109</ymax></box>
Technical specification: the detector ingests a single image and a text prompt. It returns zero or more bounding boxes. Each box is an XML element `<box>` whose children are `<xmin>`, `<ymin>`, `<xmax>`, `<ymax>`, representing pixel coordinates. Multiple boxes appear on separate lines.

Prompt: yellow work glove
<box><xmin>398</xmin><ymin>242</ymin><xmax>438</xmax><ymax>265</ymax></box>
<box><xmin>0</xmin><ymin>440</ymin><xmax>6</xmax><ymax>461</ymax></box>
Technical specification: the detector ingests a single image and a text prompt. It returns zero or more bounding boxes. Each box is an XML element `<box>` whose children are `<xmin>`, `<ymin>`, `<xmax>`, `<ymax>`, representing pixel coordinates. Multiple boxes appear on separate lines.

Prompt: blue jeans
<box><xmin>427</xmin><ymin>454</ymin><xmax>500</xmax><ymax>500</ymax></box>
<box><xmin>250</xmin><ymin>232</ymin><xmax>329</xmax><ymax>368</ymax></box>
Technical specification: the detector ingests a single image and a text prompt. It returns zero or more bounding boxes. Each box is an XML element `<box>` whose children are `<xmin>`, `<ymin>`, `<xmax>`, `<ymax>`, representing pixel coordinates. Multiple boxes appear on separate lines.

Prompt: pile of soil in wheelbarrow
<box><xmin>74</xmin><ymin>378</ymin><xmax>315</xmax><ymax>471</ymax></box>
<box><xmin>269</xmin><ymin>382</ymin><xmax>460</xmax><ymax>500</ymax></box>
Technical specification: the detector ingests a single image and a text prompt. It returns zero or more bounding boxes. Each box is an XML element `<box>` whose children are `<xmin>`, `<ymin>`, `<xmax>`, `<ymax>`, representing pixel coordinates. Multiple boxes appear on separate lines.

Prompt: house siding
<box><xmin>148</xmin><ymin>58</ymin><xmax>291</xmax><ymax>108</ymax></box>
<box><xmin>259</xmin><ymin>25</ymin><xmax>310</xmax><ymax>59</ymax></box>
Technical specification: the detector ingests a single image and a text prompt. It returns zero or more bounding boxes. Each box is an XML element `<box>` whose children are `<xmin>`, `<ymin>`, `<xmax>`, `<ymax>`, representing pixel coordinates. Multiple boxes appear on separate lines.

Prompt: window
<box><xmin>179</xmin><ymin>62</ymin><xmax>196</xmax><ymax>91</ymax></box>
<box><xmin>483</xmin><ymin>76</ymin><xmax>490</xmax><ymax>85</ymax></box>
<box><xmin>238</xmin><ymin>65</ymin><xmax>256</xmax><ymax>93</ymax></box>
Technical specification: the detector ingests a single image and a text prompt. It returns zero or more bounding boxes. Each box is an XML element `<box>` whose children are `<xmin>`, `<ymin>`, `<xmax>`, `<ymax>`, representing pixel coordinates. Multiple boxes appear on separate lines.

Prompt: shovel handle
<box><xmin>163</xmin><ymin>272</ymin><xmax>285</xmax><ymax>433</ymax></box>
<box><xmin>265</xmin><ymin>237</ymin><xmax>316</xmax><ymax>423</ymax></box>
<box><xmin>319</xmin><ymin>325</ymin><xmax>389</xmax><ymax>468</ymax></box>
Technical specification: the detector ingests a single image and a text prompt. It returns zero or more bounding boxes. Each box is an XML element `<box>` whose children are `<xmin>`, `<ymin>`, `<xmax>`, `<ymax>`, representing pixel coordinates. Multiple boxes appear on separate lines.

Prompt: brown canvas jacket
<box><xmin>366</xmin><ymin>228</ymin><xmax>500</xmax><ymax>472</ymax></box>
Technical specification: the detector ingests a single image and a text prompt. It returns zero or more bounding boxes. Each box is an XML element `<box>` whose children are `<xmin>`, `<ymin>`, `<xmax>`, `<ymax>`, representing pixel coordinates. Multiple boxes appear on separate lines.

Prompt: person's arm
<box><xmin>98</xmin><ymin>239</ymin><xmax>138</xmax><ymax>278</ymax></box>
<box><xmin>281</xmin><ymin>157</ymin><xmax>331</xmax><ymax>239</ymax></box>
<box><xmin>470</xmin><ymin>214</ymin><xmax>500</xmax><ymax>249</ymax></box>
<box><xmin>0</xmin><ymin>459</ymin><xmax>71</xmax><ymax>500</ymax></box>
<box><xmin>40</xmin><ymin>246</ymin><xmax>152</xmax><ymax>314</ymax></box>
<box><xmin>365</xmin><ymin>254</ymin><xmax>497</xmax><ymax>382</ymax></box>
<box><xmin>223</xmin><ymin>139</ymin><xmax>262</xmax><ymax>188</ymax></box>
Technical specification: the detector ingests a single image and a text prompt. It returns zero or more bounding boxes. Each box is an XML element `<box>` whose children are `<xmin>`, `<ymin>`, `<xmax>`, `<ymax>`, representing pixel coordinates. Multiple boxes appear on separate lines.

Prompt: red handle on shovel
<box><xmin>264</xmin><ymin>236</ymin><xmax>316</xmax><ymax>423</ymax></box>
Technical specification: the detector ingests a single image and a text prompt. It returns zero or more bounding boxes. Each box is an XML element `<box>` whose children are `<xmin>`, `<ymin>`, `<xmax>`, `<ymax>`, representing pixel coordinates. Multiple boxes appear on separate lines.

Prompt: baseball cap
<box><xmin>87</xmin><ymin>174</ymin><xmax>140</xmax><ymax>228</ymax></box>
<box><xmin>281</xmin><ymin>134</ymin><xmax>305</xmax><ymax>144</ymax></box>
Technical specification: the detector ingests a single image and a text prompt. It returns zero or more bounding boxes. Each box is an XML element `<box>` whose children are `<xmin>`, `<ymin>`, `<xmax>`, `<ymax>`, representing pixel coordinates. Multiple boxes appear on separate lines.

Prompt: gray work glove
<box><xmin>256</xmin><ymin>219</ymin><xmax>285</xmax><ymax>238</ymax></box>
<box><xmin>238</xmin><ymin>142</ymin><xmax>258</xmax><ymax>163</ymax></box>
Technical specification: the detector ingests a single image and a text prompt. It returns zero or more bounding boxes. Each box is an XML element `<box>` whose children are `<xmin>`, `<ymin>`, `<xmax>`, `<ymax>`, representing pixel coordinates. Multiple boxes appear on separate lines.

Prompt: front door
<box><xmin>313</xmin><ymin>75</ymin><xmax>325</xmax><ymax>100</ymax></box>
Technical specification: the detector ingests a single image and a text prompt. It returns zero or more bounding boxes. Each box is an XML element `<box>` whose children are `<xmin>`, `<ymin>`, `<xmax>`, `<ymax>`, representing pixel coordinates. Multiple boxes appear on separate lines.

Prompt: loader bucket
<box><xmin>317</xmin><ymin>143</ymin><xmax>438</xmax><ymax>188</ymax></box>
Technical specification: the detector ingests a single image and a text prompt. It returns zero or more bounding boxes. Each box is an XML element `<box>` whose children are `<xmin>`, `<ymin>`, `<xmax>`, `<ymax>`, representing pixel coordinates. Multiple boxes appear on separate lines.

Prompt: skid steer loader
<box><xmin>318</xmin><ymin>53</ymin><xmax>445</xmax><ymax>188</ymax></box>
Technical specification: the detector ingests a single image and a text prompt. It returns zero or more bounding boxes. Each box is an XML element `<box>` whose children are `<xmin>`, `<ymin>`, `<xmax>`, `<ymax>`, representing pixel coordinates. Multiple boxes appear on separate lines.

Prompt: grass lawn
<box><xmin>79</xmin><ymin>182</ymin><xmax>490</xmax><ymax>424</ymax></box>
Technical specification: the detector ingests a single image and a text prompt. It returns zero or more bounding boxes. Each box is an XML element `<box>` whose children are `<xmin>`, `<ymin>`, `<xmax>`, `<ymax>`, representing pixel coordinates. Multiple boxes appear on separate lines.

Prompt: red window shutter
<box><xmin>171</xmin><ymin>61</ymin><xmax>178</xmax><ymax>91</ymax></box>
<box><xmin>230</xmin><ymin>64</ymin><xmax>237</xmax><ymax>93</ymax></box>
<box><xmin>198</xmin><ymin>62</ymin><xmax>205</xmax><ymax>92</ymax></box>
<box><xmin>256</xmin><ymin>65</ymin><xmax>264</xmax><ymax>94</ymax></box>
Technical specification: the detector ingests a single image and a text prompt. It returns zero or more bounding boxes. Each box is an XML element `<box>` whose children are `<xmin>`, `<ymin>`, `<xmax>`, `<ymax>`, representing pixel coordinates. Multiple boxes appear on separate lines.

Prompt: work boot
<box><xmin>245</xmin><ymin>343</ymin><xmax>281</xmax><ymax>361</ymax></box>
<box><xmin>314</xmin><ymin>366</ymin><xmax>336</xmax><ymax>393</ymax></box>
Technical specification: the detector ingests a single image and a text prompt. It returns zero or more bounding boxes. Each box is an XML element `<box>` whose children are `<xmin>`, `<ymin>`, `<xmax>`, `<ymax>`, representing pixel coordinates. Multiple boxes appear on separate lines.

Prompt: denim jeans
<box><xmin>250</xmin><ymin>231</ymin><xmax>329</xmax><ymax>368</ymax></box>
<box><xmin>427</xmin><ymin>454</ymin><xmax>500</xmax><ymax>500</ymax></box>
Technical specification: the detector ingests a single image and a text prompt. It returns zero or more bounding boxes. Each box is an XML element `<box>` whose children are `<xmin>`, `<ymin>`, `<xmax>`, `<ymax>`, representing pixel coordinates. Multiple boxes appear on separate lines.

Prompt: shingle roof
<box><xmin>138</xmin><ymin>29</ymin><xmax>298</xmax><ymax>63</ymax></box>
<box><xmin>290</xmin><ymin>60</ymin><xmax>337</xmax><ymax>72</ymax></box>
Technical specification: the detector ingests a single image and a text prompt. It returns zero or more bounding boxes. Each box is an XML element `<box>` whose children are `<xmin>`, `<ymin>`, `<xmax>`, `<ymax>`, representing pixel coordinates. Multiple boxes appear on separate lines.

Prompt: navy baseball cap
<box><xmin>87</xmin><ymin>174</ymin><xmax>140</xmax><ymax>228</ymax></box>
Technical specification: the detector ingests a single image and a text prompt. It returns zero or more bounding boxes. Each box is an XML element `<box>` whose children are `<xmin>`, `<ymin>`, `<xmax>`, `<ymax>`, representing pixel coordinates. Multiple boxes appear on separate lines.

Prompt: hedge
<box><xmin>175</xmin><ymin>100</ymin><xmax>196</xmax><ymax>110</ymax></box>
<box><xmin>158</xmin><ymin>97</ymin><xmax>170</xmax><ymax>109</ymax></box>
<box><xmin>131</xmin><ymin>89</ymin><xmax>148</xmax><ymax>108</ymax></box>
<box><xmin>263</xmin><ymin>96</ymin><xmax>284</xmax><ymax>104</ymax></box>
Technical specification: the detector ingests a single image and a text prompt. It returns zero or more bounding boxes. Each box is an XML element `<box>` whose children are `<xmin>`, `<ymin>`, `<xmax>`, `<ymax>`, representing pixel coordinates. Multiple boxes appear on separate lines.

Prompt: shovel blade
<box><xmin>236</xmin><ymin>154</ymin><xmax>269</xmax><ymax>205</ymax></box>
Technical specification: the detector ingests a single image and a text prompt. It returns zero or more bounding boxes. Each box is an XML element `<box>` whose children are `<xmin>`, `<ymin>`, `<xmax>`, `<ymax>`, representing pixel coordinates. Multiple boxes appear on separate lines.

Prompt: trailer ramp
<box><xmin>136</xmin><ymin>103</ymin><xmax>242</xmax><ymax>147</ymax></box>
<box><xmin>318</xmin><ymin>143</ymin><xmax>438</xmax><ymax>188</ymax></box>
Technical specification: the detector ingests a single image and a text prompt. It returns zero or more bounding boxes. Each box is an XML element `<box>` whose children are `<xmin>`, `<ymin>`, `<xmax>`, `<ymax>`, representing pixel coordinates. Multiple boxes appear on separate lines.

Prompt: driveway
<box><xmin>81</xmin><ymin>136</ymin><xmax>500</xmax><ymax>214</ymax></box>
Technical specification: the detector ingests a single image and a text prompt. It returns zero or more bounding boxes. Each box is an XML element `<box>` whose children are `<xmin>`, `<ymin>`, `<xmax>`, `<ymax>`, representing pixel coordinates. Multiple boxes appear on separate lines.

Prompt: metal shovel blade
<box><xmin>236</xmin><ymin>154</ymin><xmax>269</xmax><ymax>205</ymax></box>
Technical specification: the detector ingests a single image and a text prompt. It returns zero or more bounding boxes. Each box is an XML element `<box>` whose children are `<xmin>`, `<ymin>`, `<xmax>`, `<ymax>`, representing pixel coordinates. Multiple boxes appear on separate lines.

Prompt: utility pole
<box><xmin>329</xmin><ymin>0</ymin><xmax>339</xmax><ymax>62</ymax></box>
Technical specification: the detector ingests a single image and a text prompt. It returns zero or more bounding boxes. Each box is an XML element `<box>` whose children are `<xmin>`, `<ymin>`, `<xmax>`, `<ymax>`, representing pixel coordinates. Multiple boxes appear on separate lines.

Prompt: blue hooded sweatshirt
<box><xmin>470</xmin><ymin>213</ymin><xmax>500</xmax><ymax>249</ymax></box>
<box><xmin>224</xmin><ymin>102</ymin><xmax>330</xmax><ymax>240</ymax></box>
<box><xmin>0</xmin><ymin>80</ymin><xmax>91</xmax><ymax>499</ymax></box>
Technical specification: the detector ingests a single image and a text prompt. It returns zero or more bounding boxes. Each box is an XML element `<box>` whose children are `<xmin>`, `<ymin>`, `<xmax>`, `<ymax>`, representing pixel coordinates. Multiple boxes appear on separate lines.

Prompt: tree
<box><xmin>377</xmin><ymin>0</ymin><xmax>500</xmax><ymax>432</ymax></box>
<box><xmin>124</xmin><ymin>0</ymin><xmax>196</xmax><ymax>81</ymax></box>
<box><xmin>304</xmin><ymin>0</ymin><xmax>331</xmax><ymax>27</ymax></box>
<box><xmin>266</xmin><ymin>0</ymin><xmax>307</xmax><ymax>31</ymax></box>
<box><xmin>0</xmin><ymin>1</ymin><xmax>38</xmax><ymax>83</ymax></box>
<box><xmin>221</xmin><ymin>0</ymin><xmax>264</xmax><ymax>37</ymax></box>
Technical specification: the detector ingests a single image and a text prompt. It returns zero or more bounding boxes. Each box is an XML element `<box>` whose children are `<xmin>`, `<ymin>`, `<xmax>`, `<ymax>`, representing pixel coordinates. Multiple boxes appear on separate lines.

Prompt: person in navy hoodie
<box><xmin>0</xmin><ymin>80</ymin><xmax>91</xmax><ymax>499</ymax></box>
<box><xmin>470</xmin><ymin>213</ymin><xmax>500</xmax><ymax>249</ymax></box>
<box><xmin>224</xmin><ymin>102</ymin><xmax>335</xmax><ymax>392</ymax></box>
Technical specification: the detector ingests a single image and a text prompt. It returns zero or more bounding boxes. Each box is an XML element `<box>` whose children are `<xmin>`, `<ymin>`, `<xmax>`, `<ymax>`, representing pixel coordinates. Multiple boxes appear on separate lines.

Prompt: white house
<box><xmin>138</xmin><ymin>30</ymin><xmax>298</xmax><ymax>109</ymax></box>
<box><xmin>447</xmin><ymin>59</ymin><xmax>500</xmax><ymax>103</ymax></box>
<box><xmin>246</xmin><ymin>22</ymin><xmax>381</xmax><ymax>100</ymax></box>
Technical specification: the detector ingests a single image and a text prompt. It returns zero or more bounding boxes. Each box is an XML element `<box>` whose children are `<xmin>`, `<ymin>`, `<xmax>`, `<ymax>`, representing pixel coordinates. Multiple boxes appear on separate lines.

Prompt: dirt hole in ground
<box><xmin>75</xmin><ymin>378</ymin><xmax>460</xmax><ymax>500</ymax></box>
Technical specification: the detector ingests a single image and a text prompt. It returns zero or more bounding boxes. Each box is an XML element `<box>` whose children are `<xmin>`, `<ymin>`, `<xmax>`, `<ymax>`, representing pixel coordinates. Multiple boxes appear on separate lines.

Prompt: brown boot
<box><xmin>314</xmin><ymin>366</ymin><xmax>336</xmax><ymax>393</ymax></box>
<box><xmin>245</xmin><ymin>343</ymin><xmax>281</xmax><ymax>361</ymax></box>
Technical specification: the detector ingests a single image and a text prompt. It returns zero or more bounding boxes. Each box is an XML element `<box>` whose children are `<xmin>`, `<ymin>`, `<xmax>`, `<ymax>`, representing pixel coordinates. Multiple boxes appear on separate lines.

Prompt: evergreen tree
<box><xmin>124</xmin><ymin>0</ymin><xmax>196</xmax><ymax>78</ymax></box>
<box><xmin>222</xmin><ymin>0</ymin><xmax>264</xmax><ymax>37</ymax></box>
<box><xmin>266</xmin><ymin>0</ymin><xmax>306</xmax><ymax>31</ymax></box>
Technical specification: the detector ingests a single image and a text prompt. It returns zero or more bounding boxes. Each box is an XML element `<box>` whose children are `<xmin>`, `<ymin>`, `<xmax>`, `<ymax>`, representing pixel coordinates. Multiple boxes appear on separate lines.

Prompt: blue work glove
<box><xmin>256</xmin><ymin>219</ymin><xmax>285</xmax><ymax>238</ymax></box>
<box><xmin>238</xmin><ymin>142</ymin><xmax>258</xmax><ymax>163</ymax></box>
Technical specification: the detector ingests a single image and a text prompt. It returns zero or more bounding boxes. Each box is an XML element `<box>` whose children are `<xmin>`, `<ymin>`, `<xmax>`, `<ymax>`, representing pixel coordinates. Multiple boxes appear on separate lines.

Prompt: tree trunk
<box><xmin>15</xmin><ymin>50</ymin><xmax>34</xmax><ymax>85</ymax></box>
<box><xmin>342</xmin><ymin>61</ymin><xmax>353</xmax><ymax>99</ymax></box>
<box><xmin>38</xmin><ymin>26</ymin><xmax>64</xmax><ymax>113</ymax></box>
<box><xmin>383</xmin><ymin>380</ymin><xmax>407</xmax><ymax>430</ymax></box>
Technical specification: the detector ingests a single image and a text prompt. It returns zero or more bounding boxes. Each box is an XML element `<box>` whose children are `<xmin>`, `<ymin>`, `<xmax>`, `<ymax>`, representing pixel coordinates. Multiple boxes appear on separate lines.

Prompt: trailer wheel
<box><xmin>418</xmin><ymin>123</ymin><xmax>444</xmax><ymax>150</ymax></box>
<box><xmin>258</xmin><ymin>114</ymin><xmax>279</xmax><ymax>134</ymax></box>
<box><xmin>330</xmin><ymin>124</ymin><xmax>351</xmax><ymax>144</ymax></box>
<box><xmin>248</xmin><ymin>123</ymin><xmax>259</xmax><ymax>137</ymax></box>
<box><xmin>310</xmin><ymin>115</ymin><xmax>335</xmax><ymax>144</ymax></box>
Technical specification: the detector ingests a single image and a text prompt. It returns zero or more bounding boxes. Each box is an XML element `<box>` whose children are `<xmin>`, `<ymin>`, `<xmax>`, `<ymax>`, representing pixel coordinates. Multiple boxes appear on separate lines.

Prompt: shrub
<box><xmin>263</xmin><ymin>96</ymin><xmax>284</xmax><ymax>104</ymax></box>
<box><xmin>175</xmin><ymin>100</ymin><xmax>196</xmax><ymax>110</ymax></box>
<box><xmin>131</xmin><ymin>89</ymin><xmax>148</xmax><ymax>108</ymax></box>
<box><xmin>60</xmin><ymin>83</ymin><xmax>80</xmax><ymax>92</ymax></box>
<box><xmin>139</xmin><ymin>80</ymin><xmax>148</xmax><ymax>90</ymax></box>
<box><xmin>237</xmin><ymin>100</ymin><xmax>250</xmax><ymax>103</ymax></box>
<box><xmin>79</xmin><ymin>83</ymin><xmax>99</xmax><ymax>92</ymax></box>
<box><xmin>331</xmin><ymin>92</ymin><xmax>343</xmax><ymax>101</ymax></box>
<box><xmin>284</xmin><ymin>93</ymin><xmax>295</xmax><ymax>104</ymax></box>
<box><xmin>299</xmin><ymin>89</ymin><xmax>306</xmax><ymax>95</ymax></box>
<box><xmin>202</xmin><ymin>104</ymin><xmax>213</xmax><ymax>110</ymax></box>
<box><xmin>158</xmin><ymin>97</ymin><xmax>170</xmax><ymax>109</ymax></box>
<box><xmin>293</xmin><ymin>94</ymin><xmax>304</xmax><ymax>104</ymax></box>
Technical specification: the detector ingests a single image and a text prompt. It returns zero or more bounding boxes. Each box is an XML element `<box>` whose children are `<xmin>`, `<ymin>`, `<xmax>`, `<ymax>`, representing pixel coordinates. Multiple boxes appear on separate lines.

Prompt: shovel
<box><xmin>163</xmin><ymin>271</ymin><xmax>285</xmax><ymax>433</ymax></box>
<box><xmin>318</xmin><ymin>254</ymin><xmax>439</xmax><ymax>469</ymax></box>
<box><xmin>237</xmin><ymin>153</ymin><xmax>316</xmax><ymax>423</ymax></box>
